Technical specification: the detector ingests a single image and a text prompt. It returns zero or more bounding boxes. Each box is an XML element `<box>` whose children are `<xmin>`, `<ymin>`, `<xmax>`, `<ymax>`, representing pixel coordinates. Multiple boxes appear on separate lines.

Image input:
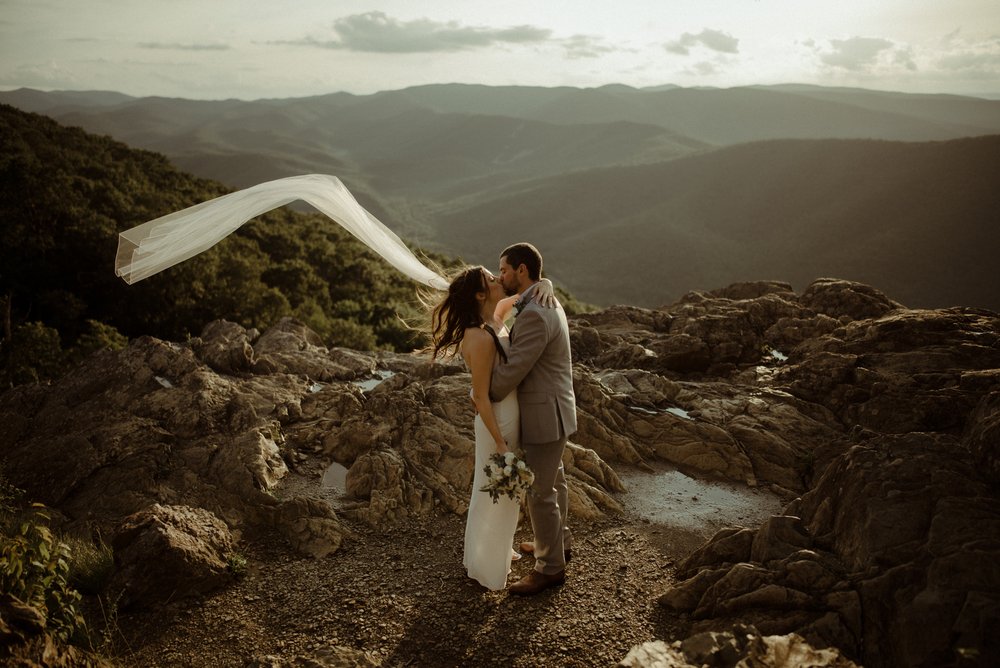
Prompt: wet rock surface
<box><xmin>1</xmin><ymin>278</ymin><xmax>998</xmax><ymax>666</ymax></box>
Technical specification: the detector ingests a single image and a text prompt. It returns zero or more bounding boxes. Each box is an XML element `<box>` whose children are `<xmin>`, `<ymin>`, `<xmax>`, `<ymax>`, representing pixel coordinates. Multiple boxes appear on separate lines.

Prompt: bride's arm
<box><xmin>493</xmin><ymin>279</ymin><xmax>557</xmax><ymax>324</ymax></box>
<box><xmin>533</xmin><ymin>278</ymin><xmax>556</xmax><ymax>309</ymax></box>
<box><xmin>462</xmin><ymin>328</ymin><xmax>509</xmax><ymax>455</ymax></box>
<box><xmin>495</xmin><ymin>296</ymin><xmax>518</xmax><ymax>324</ymax></box>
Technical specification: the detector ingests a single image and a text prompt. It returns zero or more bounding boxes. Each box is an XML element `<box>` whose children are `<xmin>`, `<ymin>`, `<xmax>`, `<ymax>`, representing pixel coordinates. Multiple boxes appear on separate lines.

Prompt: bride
<box><xmin>113</xmin><ymin>174</ymin><xmax>552</xmax><ymax>589</ymax></box>
<box><xmin>429</xmin><ymin>266</ymin><xmax>553</xmax><ymax>590</ymax></box>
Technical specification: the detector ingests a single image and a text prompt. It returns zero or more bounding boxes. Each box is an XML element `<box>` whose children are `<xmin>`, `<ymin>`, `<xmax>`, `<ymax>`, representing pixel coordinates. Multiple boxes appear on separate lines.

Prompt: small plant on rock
<box><xmin>226</xmin><ymin>551</ymin><xmax>249</xmax><ymax>577</ymax></box>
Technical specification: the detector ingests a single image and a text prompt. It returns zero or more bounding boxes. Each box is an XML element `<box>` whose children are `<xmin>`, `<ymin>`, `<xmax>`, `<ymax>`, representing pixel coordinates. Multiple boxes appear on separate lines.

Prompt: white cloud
<box><xmin>934</xmin><ymin>32</ymin><xmax>1000</xmax><ymax>78</ymax></box>
<box><xmin>561</xmin><ymin>34</ymin><xmax>615</xmax><ymax>59</ymax></box>
<box><xmin>278</xmin><ymin>11</ymin><xmax>552</xmax><ymax>53</ymax></box>
<box><xmin>892</xmin><ymin>45</ymin><xmax>917</xmax><ymax>71</ymax></box>
<box><xmin>688</xmin><ymin>61</ymin><xmax>720</xmax><ymax>76</ymax></box>
<box><xmin>665</xmin><ymin>29</ymin><xmax>739</xmax><ymax>56</ymax></box>
<box><xmin>819</xmin><ymin>37</ymin><xmax>895</xmax><ymax>71</ymax></box>
<box><xmin>810</xmin><ymin>29</ymin><xmax>1000</xmax><ymax>82</ymax></box>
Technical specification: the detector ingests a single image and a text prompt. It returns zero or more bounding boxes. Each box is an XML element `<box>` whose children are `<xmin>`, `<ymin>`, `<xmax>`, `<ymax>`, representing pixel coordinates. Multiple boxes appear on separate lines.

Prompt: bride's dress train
<box><xmin>464</xmin><ymin>388</ymin><xmax>520</xmax><ymax>590</ymax></box>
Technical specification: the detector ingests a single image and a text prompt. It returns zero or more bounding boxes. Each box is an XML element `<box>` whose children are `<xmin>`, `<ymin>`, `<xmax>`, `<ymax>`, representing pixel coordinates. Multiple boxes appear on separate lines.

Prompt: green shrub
<box><xmin>0</xmin><ymin>507</ymin><xmax>88</xmax><ymax>643</ymax></box>
<box><xmin>1</xmin><ymin>320</ymin><xmax>64</xmax><ymax>385</ymax></box>
<box><xmin>71</xmin><ymin>319</ymin><xmax>129</xmax><ymax>359</ymax></box>
<box><xmin>0</xmin><ymin>467</ymin><xmax>23</xmax><ymax>517</ymax></box>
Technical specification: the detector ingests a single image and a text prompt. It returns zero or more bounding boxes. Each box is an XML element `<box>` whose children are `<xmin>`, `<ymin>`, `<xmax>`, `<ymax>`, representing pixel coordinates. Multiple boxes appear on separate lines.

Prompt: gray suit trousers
<box><xmin>523</xmin><ymin>434</ymin><xmax>572</xmax><ymax>575</ymax></box>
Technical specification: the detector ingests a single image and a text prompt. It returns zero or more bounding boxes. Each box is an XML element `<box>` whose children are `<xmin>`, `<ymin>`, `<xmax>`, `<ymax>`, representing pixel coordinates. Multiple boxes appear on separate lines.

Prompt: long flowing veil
<box><xmin>115</xmin><ymin>174</ymin><xmax>449</xmax><ymax>290</ymax></box>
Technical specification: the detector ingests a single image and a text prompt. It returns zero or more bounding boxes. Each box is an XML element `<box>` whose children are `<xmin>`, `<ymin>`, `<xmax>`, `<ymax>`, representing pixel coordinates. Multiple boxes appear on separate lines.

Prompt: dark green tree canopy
<box><xmin>0</xmin><ymin>104</ymin><xmax>459</xmax><ymax>386</ymax></box>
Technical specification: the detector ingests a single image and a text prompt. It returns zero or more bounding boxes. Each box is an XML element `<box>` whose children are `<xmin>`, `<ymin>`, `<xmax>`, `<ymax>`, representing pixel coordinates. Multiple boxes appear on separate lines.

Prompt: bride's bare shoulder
<box><xmin>460</xmin><ymin>326</ymin><xmax>493</xmax><ymax>359</ymax></box>
<box><xmin>462</xmin><ymin>326</ymin><xmax>491</xmax><ymax>348</ymax></box>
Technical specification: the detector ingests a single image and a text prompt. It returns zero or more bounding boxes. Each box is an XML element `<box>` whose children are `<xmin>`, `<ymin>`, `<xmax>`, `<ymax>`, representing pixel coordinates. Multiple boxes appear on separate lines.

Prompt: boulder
<box><xmin>272</xmin><ymin>497</ymin><xmax>350</xmax><ymax>559</ymax></box>
<box><xmin>192</xmin><ymin>319</ymin><xmax>255</xmax><ymax>374</ymax></box>
<box><xmin>800</xmin><ymin>278</ymin><xmax>903</xmax><ymax>320</ymax></box>
<box><xmin>109</xmin><ymin>504</ymin><xmax>236</xmax><ymax>609</ymax></box>
<box><xmin>252</xmin><ymin>316</ymin><xmax>337</xmax><ymax>380</ymax></box>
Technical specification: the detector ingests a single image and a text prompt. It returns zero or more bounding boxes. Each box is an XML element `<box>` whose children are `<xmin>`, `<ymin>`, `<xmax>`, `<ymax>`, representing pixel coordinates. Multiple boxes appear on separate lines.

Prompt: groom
<box><xmin>490</xmin><ymin>242</ymin><xmax>577</xmax><ymax>595</ymax></box>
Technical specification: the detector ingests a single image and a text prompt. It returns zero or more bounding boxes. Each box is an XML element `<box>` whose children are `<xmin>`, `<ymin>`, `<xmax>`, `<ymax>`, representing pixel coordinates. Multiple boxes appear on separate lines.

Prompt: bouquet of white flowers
<box><xmin>480</xmin><ymin>451</ymin><xmax>534</xmax><ymax>503</ymax></box>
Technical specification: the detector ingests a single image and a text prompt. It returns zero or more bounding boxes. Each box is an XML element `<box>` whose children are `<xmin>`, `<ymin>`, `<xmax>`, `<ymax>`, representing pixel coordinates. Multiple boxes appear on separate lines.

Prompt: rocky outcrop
<box><xmin>0</xmin><ymin>315</ymin><xmax>623</xmax><ymax>555</ymax></box>
<box><xmin>2</xmin><ymin>276</ymin><xmax>998</xmax><ymax>667</ymax></box>
<box><xmin>658</xmin><ymin>427</ymin><xmax>1000</xmax><ymax>667</ymax></box>
<box><xmin>799</xmin><ymin>277</ymin><xmax>904</xmax><ymax>321</ymax></box>
<box><xmin>660</xmin><ymin>298</ymin><xmax>1000</xmax><ymax>666</ymax></box>
<box><xmin>966</xmin><ymin>389</ymin><xmax>1000</xmax><ymax>483</ymax></box>
<box><xmin>781</xmin><ymin>307</ymin><xmax>1000</xmax><ymax>434</ymax></box>
<box><xmin>0</xmin><ymin>332</ymin><xmax>337</xmax><ymax>544</ymax></box>
<box><xmin>619</xmin><ymin>625</ymin><xmax>859</xmax><ymax>667</ymax></box>
<box><xmin>565</xmin><ymin>278</ymin><xmax>998</xmax><ymax>667</ymax></box>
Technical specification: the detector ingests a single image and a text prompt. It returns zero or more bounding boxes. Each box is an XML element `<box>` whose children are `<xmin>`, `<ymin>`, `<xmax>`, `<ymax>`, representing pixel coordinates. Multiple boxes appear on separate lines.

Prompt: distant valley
<box><xmin>4</xmin><ymin>83</ymin><xmax>999</xmax><ymax>310</ymax></box>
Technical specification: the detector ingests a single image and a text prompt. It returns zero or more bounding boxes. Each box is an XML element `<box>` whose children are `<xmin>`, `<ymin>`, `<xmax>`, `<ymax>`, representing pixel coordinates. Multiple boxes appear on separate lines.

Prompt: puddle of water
<box><xmin>321</xmin><ymin>461</ymin><xmax>349</xmax><ymax>493</ymax></box>
<box><xmin>770</xmin><ymin>349</ymin><xmax>788</xmax><ymax>362</ymax></box>
<box><xmin>154</xmin><ymin>376</ymin><xmax>173</xmax><ymax>388</ymax></box>
<box><xmin>308</xmin><ymin>381</ymin><xmax>323</xmax><ymax>393</ymax></box>
<box><xmin>627</xmin><ymin>405</ymin><xmax>694</xmax><ymax>420</ymax></box>
<box><xmin>352</xmin><ymin>370</ymin><xmax>396</xmax><ymax>392</ymax></box>
<box><xmin>618</xmin><ymin>465</ymin><xmax>783</xmax><ymax>532</ymax></box>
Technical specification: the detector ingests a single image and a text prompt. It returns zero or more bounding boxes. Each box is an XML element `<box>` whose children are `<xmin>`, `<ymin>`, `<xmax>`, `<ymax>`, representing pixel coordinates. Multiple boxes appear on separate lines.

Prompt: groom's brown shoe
<box><xmin>509</xmin><ymin>569</ymin><xmax>566</xmax><ymax>595</ymax></box>
<box><xmin>518</xmin><ymin>541</ymin><xmax>572</xmax><ymax>564</ymax></box>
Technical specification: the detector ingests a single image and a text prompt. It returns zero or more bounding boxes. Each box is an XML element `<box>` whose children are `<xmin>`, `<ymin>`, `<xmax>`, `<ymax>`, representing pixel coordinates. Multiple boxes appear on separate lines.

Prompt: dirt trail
<box><xmin>117</xmin><ymin>468</ymin><xmax>783</xmax><ymax>667</ymax></box>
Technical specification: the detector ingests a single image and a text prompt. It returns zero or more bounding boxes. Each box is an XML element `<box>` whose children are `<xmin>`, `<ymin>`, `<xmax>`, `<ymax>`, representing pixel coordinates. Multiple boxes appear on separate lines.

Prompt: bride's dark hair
<box><xmin>430</xmin><ymin>265</ymin><xmax>489</xmax><ymax>360</ymax></box>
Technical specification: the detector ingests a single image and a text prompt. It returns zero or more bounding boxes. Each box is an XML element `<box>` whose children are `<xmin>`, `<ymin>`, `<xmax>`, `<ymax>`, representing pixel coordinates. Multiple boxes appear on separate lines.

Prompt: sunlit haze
<box><xmin>2</xmin><ymin>0</ymin><xmax>999</xmax><ymax>99</ymax></box>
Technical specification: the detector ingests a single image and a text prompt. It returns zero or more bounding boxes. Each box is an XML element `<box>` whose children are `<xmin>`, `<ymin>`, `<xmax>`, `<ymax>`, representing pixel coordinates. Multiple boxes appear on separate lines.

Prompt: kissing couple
<box><xmin>114</xmin><ymin>177</ymin><xmax>576</xmax><ymax>594</ymax></box>
<box><xmin>430</xmin><ymin>243</ymin><xmax>577</xmax><ymax>595</ymax></box>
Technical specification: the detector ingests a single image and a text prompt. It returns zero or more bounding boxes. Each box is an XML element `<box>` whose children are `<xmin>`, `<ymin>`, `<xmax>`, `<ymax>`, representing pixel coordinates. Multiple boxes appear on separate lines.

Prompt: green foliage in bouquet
<box><xmin>480</xmin><ymin>451</ymin><xmax>535</xmax><ymax>504</ymax></box>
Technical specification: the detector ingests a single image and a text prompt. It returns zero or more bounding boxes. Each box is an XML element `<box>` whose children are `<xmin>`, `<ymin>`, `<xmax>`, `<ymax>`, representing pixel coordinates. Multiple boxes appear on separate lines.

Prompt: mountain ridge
<box><xmin>3</xmin><ymin>84</ymin><xmax>998</xmax><ymax>312</ymax></box>
<box><xmin>435</xmin><ymin>135</ymin><xmax>1000</xmax><ymax>310</ymax></box>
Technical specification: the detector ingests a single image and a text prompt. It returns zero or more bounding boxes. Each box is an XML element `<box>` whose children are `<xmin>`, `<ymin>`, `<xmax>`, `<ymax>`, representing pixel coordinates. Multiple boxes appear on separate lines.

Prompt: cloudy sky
<box><xmin>2</xmin><ymin>0</ymin><xmax>999</xmax><ymax>100</ymax></box>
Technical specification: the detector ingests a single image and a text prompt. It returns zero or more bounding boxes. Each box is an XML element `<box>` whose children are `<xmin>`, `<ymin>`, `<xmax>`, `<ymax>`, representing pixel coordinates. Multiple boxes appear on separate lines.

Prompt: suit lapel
<box><xmin>510</xmin><ymin>284</ymin><xmax>540</xmax><ymax>343</ymax></box>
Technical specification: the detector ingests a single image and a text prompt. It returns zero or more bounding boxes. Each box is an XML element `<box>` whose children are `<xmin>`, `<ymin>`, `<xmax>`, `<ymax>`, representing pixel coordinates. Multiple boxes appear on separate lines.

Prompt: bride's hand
<box><xmin>533</xmin><ymin>278</ymin><xmax>557</xmax><ymax>309</ymax></box>
<box><xmin>496</xmin><ymin>440</ymin><xmax>510</xmax><ymax>455</ymax></box>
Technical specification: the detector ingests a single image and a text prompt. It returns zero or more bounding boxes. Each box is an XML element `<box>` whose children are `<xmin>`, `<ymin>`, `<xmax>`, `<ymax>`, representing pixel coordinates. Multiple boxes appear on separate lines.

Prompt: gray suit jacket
<box><xmin>490</xmin><ymin>285</ymin><xmax>577</xmax><ymax>444</ymax></box>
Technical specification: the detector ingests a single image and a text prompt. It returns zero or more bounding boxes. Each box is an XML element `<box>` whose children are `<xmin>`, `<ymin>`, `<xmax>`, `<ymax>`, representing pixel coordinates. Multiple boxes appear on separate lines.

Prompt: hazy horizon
<box><xmin>2</xmin><ymin>1</ymin><xmax>999</xmax><ymax>101</ymax></box>
<box><xmin>5</xmin><ymin>81</ymin><xmax>1000</xmax><ymax>104</ymax></box>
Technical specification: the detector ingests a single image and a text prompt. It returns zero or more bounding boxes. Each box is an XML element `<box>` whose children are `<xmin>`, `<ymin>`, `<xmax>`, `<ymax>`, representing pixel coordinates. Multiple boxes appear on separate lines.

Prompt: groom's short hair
<box><xmin>501</xmin><ymin>242</ymin><xmax>542</xmax><ymax>281</ymax></box>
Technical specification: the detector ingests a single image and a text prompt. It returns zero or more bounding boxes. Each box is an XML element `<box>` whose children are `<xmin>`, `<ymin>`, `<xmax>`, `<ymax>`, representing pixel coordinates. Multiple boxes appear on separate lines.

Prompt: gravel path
<box><xmin>115</xmin><ymin>470</ymin><xmax>783</xmax><ymax>667</ymax></box>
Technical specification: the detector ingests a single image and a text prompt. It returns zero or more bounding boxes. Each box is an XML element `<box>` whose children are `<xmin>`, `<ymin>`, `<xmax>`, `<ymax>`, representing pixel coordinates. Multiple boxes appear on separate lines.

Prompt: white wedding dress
<box><xmin>464</xmin><ymin>329</ymin><xmax>520</xmax><ymax>590</ymax></box>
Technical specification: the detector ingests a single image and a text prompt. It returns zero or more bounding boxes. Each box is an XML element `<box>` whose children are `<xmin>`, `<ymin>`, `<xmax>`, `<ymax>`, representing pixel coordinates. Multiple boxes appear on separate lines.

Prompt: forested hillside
<box><xmin>438</xmin><ymin>135</ymin><xmax>1000</xmax><ymax>309</ymax></box>
<box><xmin>0</xmin><ymin>104</ymin><xmax>451</xmax><ymax>386</ymax></box>
<box><xmin>4</xmin><ymin>85</ymin><xmax>998</xmax><ymax>312</ymax></box>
